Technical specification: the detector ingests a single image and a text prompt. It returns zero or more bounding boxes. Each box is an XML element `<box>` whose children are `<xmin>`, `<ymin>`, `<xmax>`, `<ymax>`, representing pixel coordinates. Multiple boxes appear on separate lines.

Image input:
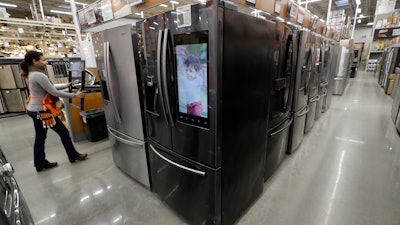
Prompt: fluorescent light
<box><xmin>355</xmin><ymin>0</ymin><xmax>361</xmax><ymax>5</ymax></box>
<box><xmin>160</xmin><ymin>4</ymin><xmax>168</xmax><ymax>7</ymax></box>
<box><xmin>299</xmin><ymin>0</ymin><xmax>322</xmax><ymax>4</ymax></box>
<box><xmin>170</xmin><ymin>0</ymin><xmax>179</xmax><ymax>4</ymax></box>
<box><xmin>65</xmin><ymin>0</ymin><xmax>88</xmax><ymax>6</ymax></box>
<box><xmin>50</xmin><ymin>10</ymin><xmax>72</xmax><ymax>15</ymax></box>
<box><xmin>0</xmin><ymin>2</ymin><xmax>17</xmax><ymax>7</ymax></box>
<box><xmin>367</xmin><ymin>22</ymin><xmax>374</xmax><ymax>26</ymax></box>
<box><xmin>357</xmin><ymin>8</ymin><xmax>361</xmax><ymax>13</ymax></box>
<box><xmin>357</xmin><ymin>19</ymin><xmax>361</xmax><ymax>23</ymax></box>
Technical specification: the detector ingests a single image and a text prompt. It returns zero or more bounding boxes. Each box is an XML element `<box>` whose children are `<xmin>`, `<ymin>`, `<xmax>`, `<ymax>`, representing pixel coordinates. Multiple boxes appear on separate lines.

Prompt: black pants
<box><xmin>27</xmin><ymin>111</ymin><xmax>80</xmax><ymax>167</ymax></box>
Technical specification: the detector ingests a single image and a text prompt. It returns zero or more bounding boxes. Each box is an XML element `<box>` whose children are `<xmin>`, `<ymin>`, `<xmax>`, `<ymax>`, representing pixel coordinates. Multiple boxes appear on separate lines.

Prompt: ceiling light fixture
<box><xmin>299</xmin><ymin>0</ymin><xmax>322</xmax><ymax>4</ymax></box>
<box><xmin>357</xmin><ymin>19</ymin><xmax>361</xmax><ymax>23</ymax></box>
<box><xmin>65</xmin><ymin>0</ymin><xmax>88</xmax><ymax>7</ymax></box>
<box><xmin>50</xmin><ymin>10</ymin><xmax>72</xmax><ymax>15</ymax></box>
<box><xmin>367</xmin><ymin>22</ymin><xmax>374</xmax><ymax>26</ymax></box>
<box><xmin>0</xmin><ymin>2</ymin><xmax>17</xmax><ymax>7</ymax></box>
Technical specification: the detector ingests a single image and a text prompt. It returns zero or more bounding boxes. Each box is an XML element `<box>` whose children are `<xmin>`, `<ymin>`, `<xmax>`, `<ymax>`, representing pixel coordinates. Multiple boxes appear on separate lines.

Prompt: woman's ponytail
<box><xmin>20</xmin><ymin>51</ymin><xmax>43</xmax><ymax>78</ymax></box>
<box><xmin>20</xmin><ymin>60</ymin><xmax>29</xmax><ymax>78</ymax></box>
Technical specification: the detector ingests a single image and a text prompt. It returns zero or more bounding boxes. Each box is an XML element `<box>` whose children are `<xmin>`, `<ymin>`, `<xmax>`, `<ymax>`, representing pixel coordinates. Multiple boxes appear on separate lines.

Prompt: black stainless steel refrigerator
<box><xmin>264</xmin><ymin>22</ymin><xmax>298</xmax><ymax>181</ymax></box>
<box><xmin>315</xmin><ymin>37</ymin><xmax>330</xmax><ymax>120</ymax></box>
<box><xmin>137</xmin><ymin>3</ymin><xmax>273</xmax><ymax>225</ymax></box>
<box><xmin>92</xmin><ymin>24</ymin><xmax>150</xmax><ymax>188</ymax></box>
<box><xmin>304</xmin><ymin>33</ymin><xmax>320</xmax><ymax>133</ymax></box>
<box><xmin>288</xmin><ymin>29</ymin><xmax>312</xmax><ymax>154</ymax></box>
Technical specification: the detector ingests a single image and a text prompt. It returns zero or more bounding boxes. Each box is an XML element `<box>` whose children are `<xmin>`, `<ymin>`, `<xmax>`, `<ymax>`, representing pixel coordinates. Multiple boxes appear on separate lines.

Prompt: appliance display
<box><xmin>175</xmin><ymin>36</ymin><xmax>209</xmax><ymax>128</ymax></box>
<box><xmin>264</xmin><ymin>22</ymin><xmax>298</xmax><ymax>181</ymax></box>
<box><xmin>92</xmin><ymin>24</ymin><xmax>150</xmax><ymax>188</ymax></box>
<box><xmin>288</xmin><ymin>29</ymin><xmax>311</xmax><ymax>154</ymax></box>
<box><xmin>304</xmin><ymin>33</ymin><xmax>320</xmax><ymax>133</ymax></box>
<box><xmin>137</xmin><ymin>3</ymin><xmax>273</xmax><ymax>224</ymax></box>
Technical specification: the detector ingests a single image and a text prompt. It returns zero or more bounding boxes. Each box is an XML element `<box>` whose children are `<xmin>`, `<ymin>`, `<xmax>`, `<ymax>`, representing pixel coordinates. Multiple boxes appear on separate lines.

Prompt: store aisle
<box><xmin>0</xmin><ymin>69</ymin><xmax>399</xmax><ymax>225</ymax></box>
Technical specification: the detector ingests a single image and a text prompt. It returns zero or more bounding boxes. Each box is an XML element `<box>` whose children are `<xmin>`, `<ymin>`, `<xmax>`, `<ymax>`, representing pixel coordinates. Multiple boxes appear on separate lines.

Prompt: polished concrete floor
<box><xmin>1</xmin><ymin>70</ymin><xmax>400</xmax><ymax>225</ymax></box>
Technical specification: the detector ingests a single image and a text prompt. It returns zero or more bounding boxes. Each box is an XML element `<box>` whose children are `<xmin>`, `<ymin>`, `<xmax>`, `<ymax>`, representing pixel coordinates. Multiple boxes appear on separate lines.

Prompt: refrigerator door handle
<box><xmin>320</xmin><ymin>81</ymin><xmax>329</xmax><ymax>87</ymax></box>
<box><xmin>161</xmin><ymin>28</ymin><xmax>174</xmax><ymax>127</ymax></box>
<box><xmin>108</xmin><ymin>126</ymin><xmax>144</xmax><ymax>146</ymax></box>
<box><xmin>269</xmin><ymin>117</ymin><xmax>293</xmax><ymax>137</ymax></box>
<box><xmin>310</xmin><ymin>95</ymin><xmax>320</xmax><ymax>103</ymax></box>
<box><xmin>104</xmin><ymin>42</ymin><xmax>122</xmax><ymax>124</ymax></box>
<box><xmin>149</xmin><ymin>145</ymin><xmax>206</xmax><ymax>176</ymax></box>
<box><xmin>157</xmin><ymin>30</ymin><xmax>168</xmax><ymax>123</ymax></box>
<box><xmin>296</xmin><ymin>105</ymin><xmax>309</xmax><ymax>117</ymax></box>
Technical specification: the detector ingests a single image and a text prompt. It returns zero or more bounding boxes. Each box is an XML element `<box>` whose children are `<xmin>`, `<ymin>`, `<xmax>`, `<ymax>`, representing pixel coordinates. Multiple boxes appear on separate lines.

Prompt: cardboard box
<box><xmin>389</xmin><ymin>73</ymin><xmax>398</xmax><ymax>80</ymax></box>
<box><xmin>277</xmin><ymin>0</ymin><xmax>289</xmax><ymax>19</ymax></box>
<box><xmin>256</xmin><ymin>0</ymin><xmax>275</xmax><ymax>14</ymax></box>
<box><xmin>340</xmin><ymin>39</ymin><xmax>353</xmax><ymax>46</ymax></box>
<box><xmin>387</xmin><ymin>79</ymin><xmax>396</xmax><ymax>95</ymax></box>
<box><xmin>303</xmin><ymin>10</ymin><xmax>312</xmax><ymax>28</ymax></box>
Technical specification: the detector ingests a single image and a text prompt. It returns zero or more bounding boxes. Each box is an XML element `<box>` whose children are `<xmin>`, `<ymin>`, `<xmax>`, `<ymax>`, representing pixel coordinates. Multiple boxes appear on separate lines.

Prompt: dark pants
<box><xmin>27</xmin><ymin>111</ymin><xmax>80</xmax><ymax>167</ymax></box>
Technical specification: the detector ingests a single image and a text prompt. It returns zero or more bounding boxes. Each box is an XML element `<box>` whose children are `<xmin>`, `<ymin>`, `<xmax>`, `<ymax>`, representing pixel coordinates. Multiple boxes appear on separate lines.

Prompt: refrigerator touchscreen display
<box><xmin>175</xmin><ymin>32</ymin><xmax>209</xmax><ymax>128</ymax></box>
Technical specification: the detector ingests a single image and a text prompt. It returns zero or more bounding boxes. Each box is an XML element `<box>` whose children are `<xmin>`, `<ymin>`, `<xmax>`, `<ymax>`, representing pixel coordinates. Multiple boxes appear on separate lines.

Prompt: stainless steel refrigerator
<box><xmin>323</xmin><ymin>39</ymin><xmax>340</xmax><ymax>112</ymax></box>
<box><xmin>137</xmin><ymin>3</ymin><xmax>273</xmax><ymax>224</ymax></box>
<box><xmin>315</xmin><ymin>37</ymin><xmax>330</xmax><ymax>120</ymax></box>
<box><xmin>264</xmin><ymin>22</ymin><xmax>298</xmax><ymax>181</ymax></box>
<box><xmin>288</xmin><ymin>29</ymin><xmax>312</xmax><ymax>153</ymax></box>
<box><xmin>304</xmin><ymin>33</ymin><xmax>321</xmax><ymax>133</ymax></box>
<box><xmin>333</xmin><ymin>44</ymin><xmax>352</xmax><ymax>95</ymax></box>
<box><xmin>92</xmin><ymin>24</ymin><xmax>150</xmax><ymax>188</ymax></box>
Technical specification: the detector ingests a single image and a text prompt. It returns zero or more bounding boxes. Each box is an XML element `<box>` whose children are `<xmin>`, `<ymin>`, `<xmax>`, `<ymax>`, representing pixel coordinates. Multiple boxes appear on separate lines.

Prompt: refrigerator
<box><xmin>378</xmin><ymin>49</ymin><xmax>389</xmax><ymax>86</ymax></box>
<box><xmin>137</xmin><ymin>3</ymin><xmax>273</xmax><ymax>225</ymax></box>
<box><xmin>288</xmin><ymin>29</ymin><xmax>312</xmax><ymax>154</ymax></box>
<box><xmin>304</xmin><ymin>33</ymin><xmax>321</xmax><ymax>133</ymax></box>
<box><xmin>92</xmin><ymin>24</ymin><xmax>150</xmax><ymax>188</ymax></box>
<box><xmin>333</xmin><ymin>44</ymin><xmax>352</xmax><ymax>95</ymax></box>
<box><xmin>322</xmin><ymin>39</ymin><xmax>339</xmax><ymax>113</ymax></box>
<box><xmin>382</xmin><ymin>45</ymin><xmax>400</xmax><ymax>94</ymax></box>
<box><xmin>315</xmin><ymin>37</ymin><xmax>330</xmax><ymax>120</ymax></box>
<box><xmin>264</xmin><ymin>22</ymin><xmax>298</xmax><ymax>181</ymax></box>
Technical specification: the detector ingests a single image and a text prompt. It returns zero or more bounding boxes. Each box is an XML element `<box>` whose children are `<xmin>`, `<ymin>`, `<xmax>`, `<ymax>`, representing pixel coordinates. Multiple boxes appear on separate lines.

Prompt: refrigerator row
<box><xmin>379</xmin><ymin>44</ymin><xmax>400</xmax><ymax>134</ymax></box>
<box><xmin>92</xmin><ymin>2</ymin><xmax>352</xmax><ymax>225</ymax></box>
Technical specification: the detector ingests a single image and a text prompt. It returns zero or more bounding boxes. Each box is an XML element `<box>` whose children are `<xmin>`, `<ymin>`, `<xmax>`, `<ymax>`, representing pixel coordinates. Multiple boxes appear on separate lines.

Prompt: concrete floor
<box><xmin>1</xmin><ymin>70</ymin><xmax>400</xmax><ymax>225</ymax></box>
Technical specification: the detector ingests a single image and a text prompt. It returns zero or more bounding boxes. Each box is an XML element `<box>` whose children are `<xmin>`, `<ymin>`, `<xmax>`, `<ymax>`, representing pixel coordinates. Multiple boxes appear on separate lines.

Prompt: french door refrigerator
<box><xmin>288</xmin><ymin>29</ymin><xmax>312</xmax><ymax>154</ymax></box>
<box><xmin>304</xmin><ymin>33</ymin><xmax>320</xmax><ymax>133</ymax></box>
<box><xmin>92</xmin><ymin>24</ymin><xmax>150</xmax><ymax>188</ymax></box>
<box><xmin>264</xmin><ymin>22</ymin><xmax>298</xmax><ymax>181</ymax></box>
<box><xmin>137</xmin><ymin>3</ymin><xmax>273</xmax><ymax>225</ymax></box>
<box><xmin>315</xmin><ymin>37</ymin><xmax>330</xmax><ymax>120</ymax></box>
<box><xmin>323</xmin><ymin>40</ymin><xmax>339</xmax><ymax>112</ymax></box>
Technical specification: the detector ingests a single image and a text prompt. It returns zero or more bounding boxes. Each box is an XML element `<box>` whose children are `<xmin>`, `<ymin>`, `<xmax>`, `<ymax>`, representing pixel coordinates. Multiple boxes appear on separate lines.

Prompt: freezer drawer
<box><xmin>0</xmin><ymin>90</ymin><xmax>25</xmax><ymax>112</ymax></box>
<box><xmin>148</xmin><ymin>142</ymin><xmax>221</xmax><ymax>225</ymax></box>
<box><xmin>0</xmin><ymin>65</ymin><xmax>17</xmax><ymax>89</ymax></box>
<box><xmin>108</xmin><ymin>127</ymin><xmax>150</xmax><ymax>188</ymax></box>
<box><xmin>265</xmin><ymin>117</ymin><xmax>292</xmax><ymax>181</ymax></box>
<box><xmin>288</xmin><ymin>105</ymin><xmax>308</xmax><ymax>153</ymax></box>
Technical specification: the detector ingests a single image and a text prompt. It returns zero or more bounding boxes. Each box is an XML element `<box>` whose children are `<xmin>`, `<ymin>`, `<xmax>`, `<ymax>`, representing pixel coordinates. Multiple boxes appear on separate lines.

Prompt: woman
<box><xmin>20</xmin><ymin>51</ymin><xmax>88</xmax><ymax>172</ymax></box>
